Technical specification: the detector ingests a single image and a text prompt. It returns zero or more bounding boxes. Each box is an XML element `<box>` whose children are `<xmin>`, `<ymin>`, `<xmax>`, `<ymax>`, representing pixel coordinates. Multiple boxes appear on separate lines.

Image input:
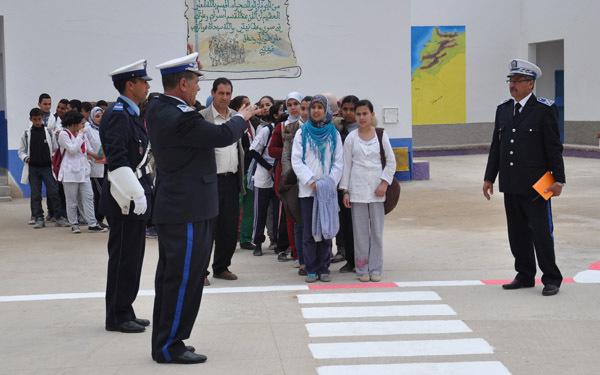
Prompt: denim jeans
<box><xmin>28</xmin><ymin>165</ymin><xmax>64</xmax><ymax>219</ymax></box>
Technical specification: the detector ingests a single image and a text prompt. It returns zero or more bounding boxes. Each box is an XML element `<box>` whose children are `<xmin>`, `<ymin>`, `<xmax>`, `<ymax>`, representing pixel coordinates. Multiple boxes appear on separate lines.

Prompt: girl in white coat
<box><xmin>57</xmin><ymin>111</ymin><xmax>106</xmax><ymax>233</ymax></box>
<box><xmin>340</xmin><ymin>100</ymin><xmax>396</xmax><ymax>282</ymax></box>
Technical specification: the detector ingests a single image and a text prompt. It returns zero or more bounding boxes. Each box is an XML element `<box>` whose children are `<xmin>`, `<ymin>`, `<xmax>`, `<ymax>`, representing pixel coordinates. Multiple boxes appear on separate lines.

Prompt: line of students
<box><xmin>241</xmin><ymin>92</ymin><xmax>397</xmax><ymax>282</ymax></box>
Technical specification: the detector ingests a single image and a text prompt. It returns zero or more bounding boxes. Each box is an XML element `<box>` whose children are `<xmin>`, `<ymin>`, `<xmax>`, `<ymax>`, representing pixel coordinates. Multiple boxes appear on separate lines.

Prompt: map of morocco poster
<box><xmin>411</xmin><ymin>26</ymin><xmax>466</xmax><ymax>125</ymax></box>
<box><xmin>186</xmin><ymin>0</ymin><xmax>301</xmax><ymax>80</ymax></box>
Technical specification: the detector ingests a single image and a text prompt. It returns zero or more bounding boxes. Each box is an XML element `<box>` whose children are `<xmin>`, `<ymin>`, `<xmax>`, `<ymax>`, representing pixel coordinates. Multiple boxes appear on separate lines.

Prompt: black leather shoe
<box><xmin>134</xmin><ymin>318</ymin><xmax>150</xmax><ymax>327</ymax></box>
<box><xmin>253</xmin><ymin>246</ymin><xmax>263</xmax><ymax>256</ymax></box>
<box><xmin>339</xmin><ymin>262</ymin><xmax>355</xmax><ymax>273</ymax></box>
<box><xmin>106</xmin><ymin>320</ymin><xmax>145</xmax><ymax>333</ymax></box>
<box><xmin>502</xmin><ymin>279</ymin><xmax>535</xmax><ymax>290</ymax></box>
<box><xmin>186</xmin><ymin>345</ymin><xmax>196</xmax><ymax>353</ymax></box>
<box><xmin>170</xmin><ymin>350</ymin><xmax>207</xmax><ymax>364</ymax></box>
<box><xmin>240</xmin><ymin>242</ymin><xmax>255</xmax><ymax>250</ymax></box>
<box><xmin>542</xmin><ymin>284</ymin><xmax>560</xmax><ymax>296</ymax></box>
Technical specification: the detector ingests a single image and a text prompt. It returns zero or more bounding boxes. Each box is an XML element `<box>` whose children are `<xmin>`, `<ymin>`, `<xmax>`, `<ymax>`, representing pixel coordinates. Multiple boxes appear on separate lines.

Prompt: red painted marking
<box><xmin>308</xmin><ymin>282</ymin><xmax>398</xmax><ymax>290</ymax></box>
<box><xmin>481</xmin><ymin>279</ymin><xmax>513</xmax><ymax>285</ymax></box>
<box><xmin>589</xmin><ymin>261</ymin><xmax>600</xmax><ymax>270</ymax></box>
<box><xmin>563</xmin><ymin>277</ymin><xmax>575</xmax><ymax>284</ymax></box>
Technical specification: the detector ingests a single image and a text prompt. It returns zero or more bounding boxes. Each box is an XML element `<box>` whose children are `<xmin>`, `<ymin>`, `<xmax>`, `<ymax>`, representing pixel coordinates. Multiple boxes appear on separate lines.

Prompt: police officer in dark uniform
<box><xmin>100</xmin><ymin>60</ymin><xmax>153</xmax><ymax>332</ymax></box>
<box><xmin>146</xmin><ymin>53</ymin><xmax>259</xmax><ymax>364</ymax></box>
<box><xmin>484</xmin><ymin>58</ymin><xmax>565</xmax><ymax>296</ymax></box>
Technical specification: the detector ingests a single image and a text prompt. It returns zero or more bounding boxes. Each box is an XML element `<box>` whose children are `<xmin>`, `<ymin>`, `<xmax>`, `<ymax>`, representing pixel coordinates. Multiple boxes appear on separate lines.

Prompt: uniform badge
<box><xmin>177</xmin><ymin>104</ymin><xmax>194</xmax><ymax>113</ymax></box>
<box><xmin>511</xmin><ymin>60</ymin><xmax>518</xmax><ymax>68</ymax></box>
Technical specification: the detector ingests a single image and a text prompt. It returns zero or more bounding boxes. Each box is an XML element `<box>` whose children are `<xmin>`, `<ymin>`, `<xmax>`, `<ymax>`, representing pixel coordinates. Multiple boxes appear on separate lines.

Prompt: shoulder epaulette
<box><xmin>113</xmin><ymin>103</ymin><xmax>124</xmax><ymax>112</ymax></box>
<box><xmin>498</xmin><ymin>98</ymin><xmax>512</xmax><ymax>107</ymax></box>
<box><xmin>177</xmin><ymin>104</ymin><xmax>195</xmax><ymax>113</ymax></box>
<box><xmin>537</xmin><ymin>97</ymin><xmax>554</xmax><ymax>106</ymax></box>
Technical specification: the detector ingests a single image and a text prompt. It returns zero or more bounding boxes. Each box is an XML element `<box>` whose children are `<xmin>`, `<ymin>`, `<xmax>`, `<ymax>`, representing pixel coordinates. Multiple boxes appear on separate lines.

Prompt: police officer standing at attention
<box><xmin>100</xmin><ymin>59</ymin><xmax>153</xmax><ymax>333</ymax></box>
<box><xmin>146</xmin><ymin>52</ymin><xmax>258</xmax><ymax>364</ymax></box>
<box><xmin>483</xmin><ymin>59</ymin><xmax>565</xmax><ymax>296</ymax></box>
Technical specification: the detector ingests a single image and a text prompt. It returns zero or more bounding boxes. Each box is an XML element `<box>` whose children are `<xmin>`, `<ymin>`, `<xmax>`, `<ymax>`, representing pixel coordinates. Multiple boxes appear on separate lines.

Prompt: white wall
<box><xmin>521</xmin><ymin>0</ymin><xmax>600</xmax><ymax>121</ymax></box>
<box><xmin>534</xmin><ymin>40</ymin><xmax>563</xmax><ymax>101</ymax></box>
<box><xmin>2</xmin><ymin>0</ymin><xmax>412</xmax><ymax>151</ymax></box>
<box><xmin>411</xmin><ymin>0</ymin><xmax>522</xmax><ymax>124</ymax></box>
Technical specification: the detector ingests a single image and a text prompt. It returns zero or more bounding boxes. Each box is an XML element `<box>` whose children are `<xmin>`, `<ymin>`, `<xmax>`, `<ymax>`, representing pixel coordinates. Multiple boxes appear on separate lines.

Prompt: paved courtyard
<box><xmin>1</xmin><ymin>154</ymin><xmax>599</xmax><ymax>374</ymax></box>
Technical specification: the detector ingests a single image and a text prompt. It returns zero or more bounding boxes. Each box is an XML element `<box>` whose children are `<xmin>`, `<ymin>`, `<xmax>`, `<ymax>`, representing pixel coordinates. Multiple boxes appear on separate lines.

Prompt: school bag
<box><xmin>51</xmin><ymin>130</ymin><xmax>71</xmax><ymax>179</ymax></box>
<box><xmin>375</xmin><ymin>128</ymin><xmax>401</xmax><ymax>215</ymax></box>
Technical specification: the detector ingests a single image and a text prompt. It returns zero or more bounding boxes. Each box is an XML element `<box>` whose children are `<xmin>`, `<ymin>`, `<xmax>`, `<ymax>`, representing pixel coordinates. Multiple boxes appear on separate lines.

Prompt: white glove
<box><xmin>133</xmin><ymin>195</ymin><xmax>147</xmax><ymax>215</ymax></box>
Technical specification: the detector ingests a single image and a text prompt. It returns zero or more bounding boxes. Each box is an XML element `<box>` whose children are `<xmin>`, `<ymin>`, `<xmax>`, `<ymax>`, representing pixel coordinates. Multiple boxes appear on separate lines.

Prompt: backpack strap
<box><xmin>375</xmin><ymin>127</ymin><xmax>385</xmax><ymax>170</ymax></box>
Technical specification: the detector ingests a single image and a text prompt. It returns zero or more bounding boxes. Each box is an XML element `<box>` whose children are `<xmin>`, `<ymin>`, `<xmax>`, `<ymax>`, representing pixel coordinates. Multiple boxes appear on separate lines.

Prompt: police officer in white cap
<box><xmin>483</xmin><ymin>58</ymin><xmax>565</xmax><ymax>296</ymax></box>
<box><xmin>145</xmin><ymin>52</ymin><xmax>259</xmax><ymax>364</ymax></box>
<box><xmin>100</xmin><ymin>59</ymin><xmax>153</xmax><ymax>333</ymax></box>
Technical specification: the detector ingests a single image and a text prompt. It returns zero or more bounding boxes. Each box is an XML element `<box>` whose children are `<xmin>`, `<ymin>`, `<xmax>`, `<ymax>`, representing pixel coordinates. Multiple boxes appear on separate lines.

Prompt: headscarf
<box><xmin>285</xmin><ymin>91</ymin><xmax>303</xmax><ymax>124</ymax></box>
<box><xmin>89</xmin><ymin>106</ymin><xmax>104</xmax><ymax>130</ymax></box>
<box><xmin>301</xmin><ymin>95</ymin><xmax>337</xmax><ymax>173</ymax></box>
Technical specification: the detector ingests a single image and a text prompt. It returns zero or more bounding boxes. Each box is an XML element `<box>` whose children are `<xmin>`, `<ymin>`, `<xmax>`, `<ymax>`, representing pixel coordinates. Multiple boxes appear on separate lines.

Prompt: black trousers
<box><xmin>276</xmin><ymin>200</ymin><xmax>289</xmax><ymax>251</ymax></box>
<box><xmin>504</xmin><ymin>193</ymin><xmax>563</xmax><ymax>286</ymax></box>
<box><xmin>91</xmin><ymin>177</ymin><xmax>105</xmax><ymax>223</ymax></box>
<box><xmin>338</xmin><ymin>190</ymin><xmax>355</xmax><ymax>267</ymax></box>
<box><xmin>152</xmin><ymin>220</ymin><xmax>213</xmax><ymax>362</ymax></box>
<box><xmin>253</xmin><ymin>187</ymin><xmax>275</xmax><ymax>246</ymax></box>
<box><xmin>300</xmin><ymin>197</ymin><xmax>332</xmax><ymax>275</ymax></box>
<box><xmin>105</xmin><ymin>216</ymin><xmax>146</xmax><ymax>328</ymax></box>
<box><xmin>212</xmin><ymin>173</ymin><xmax>240</xmax><ymax>274</ymax></box>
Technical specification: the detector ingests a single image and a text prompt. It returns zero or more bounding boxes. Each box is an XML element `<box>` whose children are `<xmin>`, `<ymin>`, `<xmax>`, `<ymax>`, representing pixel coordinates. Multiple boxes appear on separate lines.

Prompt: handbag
<box><xmin>375</xmin><ymin>128</ymin><xmax>400</xmax><ymax>215</ymax></box>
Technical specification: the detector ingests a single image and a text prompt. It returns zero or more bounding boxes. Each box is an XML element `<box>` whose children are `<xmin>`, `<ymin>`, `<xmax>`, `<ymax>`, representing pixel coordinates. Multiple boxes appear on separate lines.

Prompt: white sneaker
<box><xmin>71</xmin><ymin>225</ymin><xmax>81</xmax><ymax>234</ymax></box>
<box><xmin>292</xmin><ymin>259</ymin><xmax>300</xmax><ymax>268</ymax></box>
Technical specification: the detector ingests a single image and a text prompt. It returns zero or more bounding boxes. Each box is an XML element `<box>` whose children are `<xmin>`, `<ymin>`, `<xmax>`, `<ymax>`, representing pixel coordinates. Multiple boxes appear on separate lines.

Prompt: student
<box><xmin>57</xmin><ymin>111</ymin><xmax>106</xmax><ymax>233</ymax></box>
<box><xmin>249</xmin><ymin>102</ymin><xmax>282</xmax><ymax>256</ymax></box>
<box><xmin>292</xmin><ymin>95</ymin><xmax>343</xmax><ymax>283</ymax></box>
<box><xmin>18</xmin><ymin>108</ymin><xmax>69</xmax><ymax>228</ymax></box>
<box><xmin>333</xmin><ymin>95</ymin><xmax>360</xmax><ymax>272</ymax></box>
<box><xmin>340</xmin><ymin>100</ymin><xmax>396</xmax><ymax>282</ymax></box>
<box><xmin>269</xmin><ymin>92</ymin><xmax>303</xmax><ymax>263</ymax></box>
<box><xmin>84</xmin><ymin>106</ymin><xmax>108</xmax><ymax>228</ymax></box>
<box><xmin>231</xmin><ymin>95</ymin><xmax>256</xmax><ymax>251</ymax></box>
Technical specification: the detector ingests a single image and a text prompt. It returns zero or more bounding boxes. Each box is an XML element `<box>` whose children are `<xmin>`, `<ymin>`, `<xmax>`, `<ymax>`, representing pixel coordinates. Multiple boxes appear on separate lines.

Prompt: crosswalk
<box><xmin>297</xmin><ymin>290</ymin><xmax>511</xmax><ymax>375</ymax></box>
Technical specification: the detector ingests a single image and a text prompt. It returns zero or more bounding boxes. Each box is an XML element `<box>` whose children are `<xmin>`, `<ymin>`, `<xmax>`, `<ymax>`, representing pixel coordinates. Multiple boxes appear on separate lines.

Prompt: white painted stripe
<box><xmin>203</xmin><ymin>285</ymin><xmax>309</xmax><ymax>294</ymax></box>
<box><xmin>306</xmin><ymin>320</ymin><xmax>471</xmax><ymax>337</ymax></box>
<box><xmin>317</xmin><ymin>361</ymin><xmax>511</xmax><ymax>375</ymax></box>
<box><xmin>573</xmin><ymin>270</ymin><xmax>600</xmax><ymax>283</ymax></box>
<box><xmin>0</xmin><ymin>285</ymin><xmax>309</xmax><ymax>303</ymax></box>
<box><xmin>0</xmin><ymin>292</ymin><xmax>106</xmax><ymax>302</ymax></box>
<box><xmin>309</xmin><ymin>338</ymin><xmax>494</xmax><ymax>359</ymax></box>
<box><xmin>297</xmin><ymin>291</ymin><xmax>440</xmax><ymax>304</ymax></box>
<box><xmin>396</xmin><ymin>280</ymin><xmax>484</xmax><ymax>287</ymax></box>
<box><xmin>302</xmin><ymin>304</ymin><xmax>456</xmax><ymax>319</ymax></box>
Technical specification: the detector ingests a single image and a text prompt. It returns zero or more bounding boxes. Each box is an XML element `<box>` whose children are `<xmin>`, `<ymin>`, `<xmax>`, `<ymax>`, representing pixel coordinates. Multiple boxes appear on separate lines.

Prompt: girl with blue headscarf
<box><xmin>291</xmin><ymin>95</ymin><xmax>343</xmax><ymax>283</ymax></box>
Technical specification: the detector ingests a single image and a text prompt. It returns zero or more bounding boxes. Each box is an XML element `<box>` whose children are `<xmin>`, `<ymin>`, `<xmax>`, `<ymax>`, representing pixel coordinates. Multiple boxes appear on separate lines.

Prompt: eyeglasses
<box><xmin>506</xmin><ymin>79</ymin><xmax>533</xmax><ymax>84</ymax></box>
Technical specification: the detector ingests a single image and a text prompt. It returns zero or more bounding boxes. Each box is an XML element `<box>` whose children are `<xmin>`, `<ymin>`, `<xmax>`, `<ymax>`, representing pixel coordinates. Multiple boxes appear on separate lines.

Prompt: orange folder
<box><xmin>532</xmin><ymin>171</ymin><xmax>555</xmax><ymax>200</ymax></box>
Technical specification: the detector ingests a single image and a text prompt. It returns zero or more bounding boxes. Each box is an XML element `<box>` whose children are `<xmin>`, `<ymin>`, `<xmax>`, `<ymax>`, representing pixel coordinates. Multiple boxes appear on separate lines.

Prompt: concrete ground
<box><xmin>0</xmin><ymin>154</ymin><xmax>599</xmax><ymax>375</ymax></box>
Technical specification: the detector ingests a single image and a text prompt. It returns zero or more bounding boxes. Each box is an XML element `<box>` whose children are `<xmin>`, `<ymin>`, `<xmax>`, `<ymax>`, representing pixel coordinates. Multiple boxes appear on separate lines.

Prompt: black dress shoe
<box><xmin>186</xmin><ymin>345</ymin><xmax>195</xmax><ymax>352</ymax></box>
<box><xmin>170</xmin><ymin>350</ymin><xmax>207</xmax><ymax>364</ymax></box>
<box><xmin>106</xmin><ymin>320</ymin><xmax>145</xmax><ymax>333</ymax></box>
<box><xmin>134</xmin><ymin>318</ymin><xmax>150</xmax><ymax>327</ymax></box>
<box><xmin>240</xmin><ymin>242</ymin><xmax>255</xmax><ymax>250</ymax></box>
<box><xmin>542</xmin><ymin>284</ymin><xmax>560</xmax><ymax>296</ymax></box>
<box><xmin>339</xmin><ymin>262</ymin><xmax>355</xmax><ymax>273</ymax></box>
<box><xmin>502</xmin><ymin>279</ymin><xmax>535</xmax><ymax>290</ymax></box>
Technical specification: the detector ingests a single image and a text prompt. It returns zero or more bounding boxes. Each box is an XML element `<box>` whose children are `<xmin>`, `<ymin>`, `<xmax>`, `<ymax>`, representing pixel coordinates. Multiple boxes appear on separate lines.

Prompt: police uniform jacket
<box><xmin>484</xmin><ymin>94</ymin><xmax>565</xmax><ymax>194</ymax></box>
<box><xmin>99</xmin><ymin>97</ymin><xmax>152</xmax><ymax>220</ymax></box>
<box><xmin>145</xmin><ymin>94</ymin><xmax>248</xmax><ymax>225</ymax></box>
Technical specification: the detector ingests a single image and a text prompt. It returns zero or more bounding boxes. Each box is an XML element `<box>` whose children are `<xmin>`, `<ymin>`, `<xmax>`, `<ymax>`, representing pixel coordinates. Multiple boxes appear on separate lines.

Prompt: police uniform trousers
<box><xmin>212</xmin><ymin>172</ymin><xmax>240</xmax><ymax>275</ymax></box>
<box><xmin>152</xmin><ymin>220</ymin><xmax>213</xmax><ymax>362</ymax></box>
<box><xmin>503</xmin><ymin>193</ymin><xmax>563</xmax><ymax>286</ymax></box>
<box><xmin>105</xmin><ymin>216</ymin><xmax>146</xmax><ymax>328</ymax></box>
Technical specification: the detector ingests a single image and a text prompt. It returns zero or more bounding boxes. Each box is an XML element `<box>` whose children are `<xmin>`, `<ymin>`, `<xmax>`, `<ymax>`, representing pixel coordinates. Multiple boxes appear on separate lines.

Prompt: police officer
<box><xmin>100</xmin><ymin>59</ymin><xmax>153</xmax><ymax>332</ymax></box>
<box><xmin>483</xmin><ymin>59</ymin><xmax>565</xmax><ymax>296</ymax></box>
<box><xmin>146</xmin><ymin>53</ymin><xmax>258</xmax><ymax>364</ymax></box>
